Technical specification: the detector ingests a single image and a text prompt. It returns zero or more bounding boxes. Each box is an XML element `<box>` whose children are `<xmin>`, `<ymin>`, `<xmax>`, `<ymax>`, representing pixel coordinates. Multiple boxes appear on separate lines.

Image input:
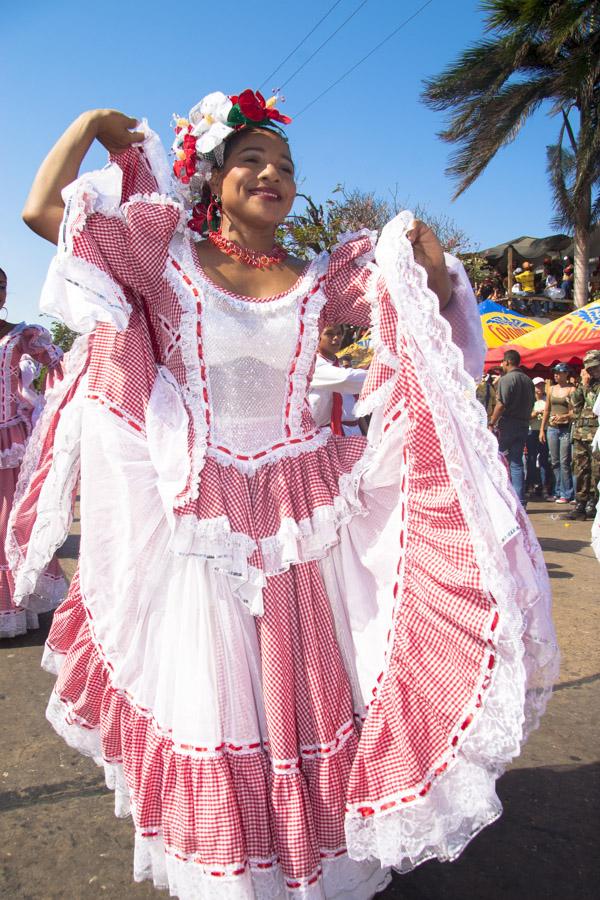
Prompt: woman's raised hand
<box><xmin>23</xmin><ymin>109</ymin><xmax>145</xmax><ymax>244</ymax></box>
<box><xmin>94</xmin><ymin>110</ymin><xmax>145</xmax><ymax>155</ymax></box>
<box><xmin>406</xmin><ymin>220</ymin><xmax>452</xmax><ymax>308</ymax></box>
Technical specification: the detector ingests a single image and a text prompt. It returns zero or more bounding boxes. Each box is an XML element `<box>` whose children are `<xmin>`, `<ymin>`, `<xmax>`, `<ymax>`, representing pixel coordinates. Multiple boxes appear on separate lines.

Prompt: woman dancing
<box><xmin>0</xmin><ymin>267</ymin><xmax>65</xmax><ymax>638</ymax></box>
<box><xmin>11</xmin><ymin>90</ymin><xmax>558</xmax><ymax>898</ymax></box>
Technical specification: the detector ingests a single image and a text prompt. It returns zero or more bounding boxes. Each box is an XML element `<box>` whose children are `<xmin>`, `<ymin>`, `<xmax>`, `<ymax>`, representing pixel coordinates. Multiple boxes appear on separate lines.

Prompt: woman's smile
<box><xmin>247</xmin><ymin>186</ymin><xmax>282</xmax><ymax>201</ymax></box>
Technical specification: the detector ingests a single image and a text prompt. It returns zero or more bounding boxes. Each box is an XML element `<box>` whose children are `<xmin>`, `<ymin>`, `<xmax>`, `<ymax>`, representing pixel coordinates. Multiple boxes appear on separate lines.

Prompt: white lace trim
<box><xmin>0</xmin><ymin>607</ymin><xmax>41</xmax><ymax>639</ymax></box>
<box><xmin>205</xmin><ymin>430</ymin><xmax>330</xmax><ymax>475</ymax></box>
<box><xmin>279</xmin><ymin>258</ymin><xmax>330</xmax><ymax>441</ymax></box>
<box><xmin>331</xmin><ymin>228</ymin><xmax>378</xmax><ymax>259</ymax></box>
<box><xmin>60</xmin><ymin>164</ymin><xmax>123</xmax><ymax>248</ymax></box>
<box><xmin>135</xmin><ymin>834</ymin><xmax>390</xmax><ymax>899</ymax></box>
<box><xmin>342</xmin><ymin>211</ymin><xmax>559</xmax><ymax>870</ymax></box>
<box><xmin>164</xmin><ymin>240</ymin><xmax>209</xmax><ymax>507</ymax></box>
<box><xmin>40</xmin><ymin>252</ymin><xmax>131</xmax><ymax>334</ymax></box>
<box><xmin>122</xmin><ymin>191</ymin><xmax>186</xmax><ymax>225</ymax></box>
<box><xmin>0</xmin><ymin>572</ymin><xmax>65</xmax><ymax>639</ymax></box>
<box><xmin>181</xmin><ymin>241</ymin><xmax>327</xmax><ymax>313</ymax></box>
<box><xmin>259</xmin><ymin>492</ymin><xmax>365</xmax><ymax>575</ymax></box>
<box><xmin>0</xmin><ymin>440</ymin><xmax>27</xmax><ymax>468</ymax></box>
<box><xmin>6</xmin><ymin>336</ymin><xmax>89</xmax><ymax>604</ymax></box>
<box><xmin>170</xmin><ymin>433</ymin><xmax>376</xmax><ymax>615</ymax></box>
<box><xmin>136</xmin><ymin>121</ymin><xmax>177</xmax><ymax>197</ymax></box>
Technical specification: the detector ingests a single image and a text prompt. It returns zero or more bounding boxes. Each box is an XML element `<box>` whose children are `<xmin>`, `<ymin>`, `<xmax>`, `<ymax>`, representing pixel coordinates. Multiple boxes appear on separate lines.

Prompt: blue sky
<box><xmin>2</xmin><ymin>0</ymin><xmax>562</xmax><ymax>325</ymax></box>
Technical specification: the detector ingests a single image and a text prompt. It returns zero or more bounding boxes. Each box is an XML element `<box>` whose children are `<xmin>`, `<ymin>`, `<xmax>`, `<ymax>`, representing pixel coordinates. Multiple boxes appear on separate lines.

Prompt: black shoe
<box><xmin>585</xmin><ymin>501</ymin><xmax>597</xmax><ymax>519</ymax></box>
<box><xmin>560</xmin><ymin>502</ymin><xmax>587</xmax><ymax>521</ymax></box>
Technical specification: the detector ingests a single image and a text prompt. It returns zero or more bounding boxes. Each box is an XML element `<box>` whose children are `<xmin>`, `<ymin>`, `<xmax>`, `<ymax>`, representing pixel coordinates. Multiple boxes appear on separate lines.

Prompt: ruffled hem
<box><xmin>0</xmin><ymin>606</ymin><xmax>42</xmax><ymax>639</ymax></box>
<box><xmin>47</xmin><ymin>691</ymin><xmax>389</xmax><ymax>899</ymax></box>
<box><xmin>0</xmin><ymin>420</ymin><xmax>30</xmax><ymax>469</ymax></box>
<box><xmin>0</xmin><ymin>571</ymin><xmax>65</xmax><ymax>638</ymax></box>
<box><xmin>0</xmin><ymin>440</ymin><xmax>27</xmax><ymax>469</ymax></box>
<box><xmin>132</xmin><ymin>833</ymin><xmax>391</xmax><ymax>899</ymax></box>
<box><xmin>43</xmin><ymin>598</ymin><xmax>392</xmax><ymax>899</ymax></box>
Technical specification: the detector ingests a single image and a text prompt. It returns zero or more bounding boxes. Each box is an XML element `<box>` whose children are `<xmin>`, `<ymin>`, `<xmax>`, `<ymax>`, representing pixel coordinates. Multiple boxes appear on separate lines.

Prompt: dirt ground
<box><xmin>1</xmin><ymin>499</ymin><xmax>598</xmax><ymax>900</ymax></box>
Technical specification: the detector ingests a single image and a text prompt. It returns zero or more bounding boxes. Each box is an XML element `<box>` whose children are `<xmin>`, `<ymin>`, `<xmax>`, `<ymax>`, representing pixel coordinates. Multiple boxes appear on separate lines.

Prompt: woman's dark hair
<box><xmin>0</xmin><ymin>267</ymin><xmax>6</xmax><ymax>280</ymax></box>
<box><xmin>222</xmin><ymin>125</ymin><xmax>289</xmax><ymax>166</ymax></box>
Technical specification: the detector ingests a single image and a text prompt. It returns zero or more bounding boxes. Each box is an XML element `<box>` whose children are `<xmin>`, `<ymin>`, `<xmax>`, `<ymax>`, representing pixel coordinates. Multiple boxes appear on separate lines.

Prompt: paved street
<box><xmin>1</xmin><ymin>500</ymin><xmax>598</xmax><ymax>900</ymax></box>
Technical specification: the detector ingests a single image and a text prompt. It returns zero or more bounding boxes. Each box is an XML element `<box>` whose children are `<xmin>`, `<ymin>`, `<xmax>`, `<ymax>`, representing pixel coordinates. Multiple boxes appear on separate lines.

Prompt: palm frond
<box><xmin>546</xmin><ymin>138</ymin><xmax>577</xmax><ymax>230</ymax></box>
<box><xmin>422</xmin><ymin>0</ymin><xmax>600</xmax><ymax>201</ymax></box>
<box><xmin>441</xmin><ymin>77</ymin><xmax>556</xmax><ymax>196</ymax></box>
<box><xmin>573</xmin><ymin>110</ymin><xmax>600</xmax><ymax>201</ymax></box>
<box><xmin>422</xmin><ymin>37</ymin><xmax>526</xmax><ymax>109</ymax></box>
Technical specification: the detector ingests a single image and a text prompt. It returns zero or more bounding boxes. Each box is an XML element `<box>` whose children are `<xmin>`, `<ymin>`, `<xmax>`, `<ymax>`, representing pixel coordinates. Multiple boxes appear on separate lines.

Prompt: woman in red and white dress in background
<box><xmin>10</xmin><ymin>91</ymin><xmax>558</xmax><ymax>898</ymax></box>
<box><xmin>0</xmin><ymin>267</ymin><xmax>66</xmax><ymax>638</ymax></box>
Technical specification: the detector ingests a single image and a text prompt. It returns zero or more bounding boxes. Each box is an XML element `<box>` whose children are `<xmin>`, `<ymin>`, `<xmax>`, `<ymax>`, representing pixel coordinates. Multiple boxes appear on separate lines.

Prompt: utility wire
<box><xmin>280</xmin><ymin>0</ymin><xmax>371</xmax><ymax>90</ymax></box>
<box><xmin>294</xmin><ymin>0</ymin><xmax>435</xmax><ymax>118</ymax></box>
<box><xmin>260</xmin><ymin>0</ymin><xmax>346</xmax><ymax>92</ymax></box>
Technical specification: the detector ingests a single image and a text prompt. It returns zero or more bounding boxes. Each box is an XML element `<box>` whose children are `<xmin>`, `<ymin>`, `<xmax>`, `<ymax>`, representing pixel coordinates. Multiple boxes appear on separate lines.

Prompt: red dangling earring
<box><xmin>207</xmin><ymin>194</ymin><xmax>222</xmax><ymax>233</ymax></box>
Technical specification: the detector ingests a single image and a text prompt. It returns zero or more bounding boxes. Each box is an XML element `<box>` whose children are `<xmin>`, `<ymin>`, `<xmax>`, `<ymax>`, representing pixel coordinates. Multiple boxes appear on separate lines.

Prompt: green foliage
<box><xmin>281</xmin><ymin>187</ymin><xmax>476</xmax><ymax>259</ymax></box>
<box><xmin>49</xmin><ymin>321</ymin><xmax>77</xmax><ymax>354</ymax></box>
<box><xmin>460</xmin><ymin>253</ymin><xmax>494</xmax><ymax>287</ymax></box>
<box><xmin>278</xmin><ymin>187</ymin><xmax>391</xmax><ymax>258</ymax></box>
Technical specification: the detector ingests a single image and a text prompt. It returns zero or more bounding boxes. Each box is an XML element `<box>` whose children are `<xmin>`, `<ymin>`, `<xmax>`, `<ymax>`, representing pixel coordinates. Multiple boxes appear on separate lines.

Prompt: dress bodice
<box><xmin>166</xmin><ymin>239</ymin><xmax>330</xmax><ymax>469</ymax></box>
<box><xmin>201</xmin><ymin>286</ymin><xmax>305</xmax><ymax>455</ymax></box>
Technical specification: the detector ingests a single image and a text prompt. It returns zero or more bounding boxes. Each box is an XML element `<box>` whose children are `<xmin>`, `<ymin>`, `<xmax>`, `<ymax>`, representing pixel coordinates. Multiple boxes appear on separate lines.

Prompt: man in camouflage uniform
<box><xmin>564</xmin><ymin>349</ymin><xmax>600</xmax><ymax>520</ymax></box>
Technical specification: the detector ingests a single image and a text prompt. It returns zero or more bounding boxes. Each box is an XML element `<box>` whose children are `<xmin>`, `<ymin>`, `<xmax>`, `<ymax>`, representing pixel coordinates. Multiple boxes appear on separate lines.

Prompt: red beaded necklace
<box><xmin>208</xmin><ymin>230</ymin><xmax>288</xmax><ymax>269</ymax></box>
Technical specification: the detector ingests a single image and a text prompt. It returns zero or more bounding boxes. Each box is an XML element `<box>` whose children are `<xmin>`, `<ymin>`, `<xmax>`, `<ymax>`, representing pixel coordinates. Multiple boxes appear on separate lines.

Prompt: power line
<box><xmin>294</xmin><ymin>0</ymin><xmax>435</xmax><ymax>118</ymax></box>
<box><xmin>260</xmin><ymin>0</ymin><xmax>346</xmax><ymax>92</ymax></box>
<box><xmin>280</xmin><ymin>0</ymin><xmax>371</xmax><ymax>90</ymax></box>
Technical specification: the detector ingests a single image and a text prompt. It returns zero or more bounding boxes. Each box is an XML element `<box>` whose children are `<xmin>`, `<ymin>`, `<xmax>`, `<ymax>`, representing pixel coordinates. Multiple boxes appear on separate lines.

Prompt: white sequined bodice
<box><xmin>200</xmin><ymin>279</ymin><xmax>322</xmax><ymax>456</ymax></box>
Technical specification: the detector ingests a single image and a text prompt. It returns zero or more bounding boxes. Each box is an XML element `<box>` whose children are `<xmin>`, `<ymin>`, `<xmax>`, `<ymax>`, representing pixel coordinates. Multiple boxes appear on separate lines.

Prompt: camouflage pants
<box><xmin>572</xmin><ymin>439</ymin><xmax>600</xmax><ymax>505</ymax></box>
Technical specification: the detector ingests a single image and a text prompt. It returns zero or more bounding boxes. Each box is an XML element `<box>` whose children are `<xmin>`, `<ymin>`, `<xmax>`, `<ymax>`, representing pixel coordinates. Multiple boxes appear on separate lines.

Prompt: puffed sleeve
<box><xmin>324</xmin><ymin>216</ymin><xmax>485</xmax><ymax>381</ymax></box>
<box><xmin>40</xmin><ymin>124</ymin><xmax>185</xmax><ymax>334</ymax></box>
<box><xmin>19</xmin><ymin>325</ymin><xmax>63</xmax><ymax>369</ymax></box>
<box><xmin>321</xmin><ymin>230</ymin><xmax>378</xmax><ymax>327</ymax></box>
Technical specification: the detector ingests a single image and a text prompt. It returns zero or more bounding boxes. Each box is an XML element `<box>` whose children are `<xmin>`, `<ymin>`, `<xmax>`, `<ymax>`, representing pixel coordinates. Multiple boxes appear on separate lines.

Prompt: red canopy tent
<box><xmin>485</xmin><ymin>301</ymin><xmax>600</xmax><ymax>372</ymax></box>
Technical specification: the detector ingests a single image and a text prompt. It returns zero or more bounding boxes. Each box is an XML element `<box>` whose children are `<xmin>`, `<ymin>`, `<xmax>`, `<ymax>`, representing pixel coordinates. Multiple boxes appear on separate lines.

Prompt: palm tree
<box><xmin>422</xmin><ymin>0</ymin><xmax>600</xmax><ymax>307</ymax></box>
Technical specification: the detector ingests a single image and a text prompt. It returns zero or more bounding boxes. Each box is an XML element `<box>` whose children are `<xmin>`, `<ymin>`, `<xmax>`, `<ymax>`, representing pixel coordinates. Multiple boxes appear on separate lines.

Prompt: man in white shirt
<box><xmin>309</xmin><ymin>325</ymin><xmax>367</xmax><ymax>434</ymax></box>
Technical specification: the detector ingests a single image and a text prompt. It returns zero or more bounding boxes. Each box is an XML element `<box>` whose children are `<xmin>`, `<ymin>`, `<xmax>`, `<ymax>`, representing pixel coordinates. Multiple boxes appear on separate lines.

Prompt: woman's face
<box><xmin>0</xmin><ymin>272</ymin><xmax>6</xmax><ymax>311</ymax></box>
<box><xmin>214</xmin><ymin>129</ymin><xmax>296</xmax><ymax>231</ymax></box>
<box><xmin>554</xmin><ymin>370</ymin><xmax>568</xmax><ymax>386</ymax></box>
<box><xmin>535</xmin><ymin>384</ymin><xmax>545</xmax><ymax>399</ymax></box>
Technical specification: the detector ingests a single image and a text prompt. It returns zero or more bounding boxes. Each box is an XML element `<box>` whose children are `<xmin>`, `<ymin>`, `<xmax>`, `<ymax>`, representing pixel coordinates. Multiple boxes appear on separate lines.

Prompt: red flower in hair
<box><xmin>265</xmin><ymin>107</ymin><xmax>292</xmax><ymax>125</ymax></box>
<box><xmin>232</xmin><ymin>89</ymin><xmax>267</xmax><ymax>122</ymax></box>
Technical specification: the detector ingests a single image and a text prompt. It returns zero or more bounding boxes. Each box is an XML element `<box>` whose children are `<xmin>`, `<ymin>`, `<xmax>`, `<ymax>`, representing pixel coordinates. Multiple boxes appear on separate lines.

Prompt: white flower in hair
<box><xmin>189</xmin><ymin>91</ymin><xmax>234</xmax><ymax>154</ymax></box>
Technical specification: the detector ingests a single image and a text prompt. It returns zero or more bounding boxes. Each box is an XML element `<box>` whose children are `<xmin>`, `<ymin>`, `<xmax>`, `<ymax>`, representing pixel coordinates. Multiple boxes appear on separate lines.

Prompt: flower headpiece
<box><xmin>171</xmin><ymin>89</ymin><xmax>292</xmax><ymax>236</ymax></box>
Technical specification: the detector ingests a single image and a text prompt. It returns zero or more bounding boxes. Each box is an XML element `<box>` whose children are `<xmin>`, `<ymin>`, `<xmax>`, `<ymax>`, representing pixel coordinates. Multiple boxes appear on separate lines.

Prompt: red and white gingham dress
<box><xmin>8</xmin><ymin>128</ymin><xmax>558</xmax><ymax>899</ymax></box>
<box><xmin>0</xmin><ymin>323</ymin><xmax>65</xmax><ymax>638</ymax></box>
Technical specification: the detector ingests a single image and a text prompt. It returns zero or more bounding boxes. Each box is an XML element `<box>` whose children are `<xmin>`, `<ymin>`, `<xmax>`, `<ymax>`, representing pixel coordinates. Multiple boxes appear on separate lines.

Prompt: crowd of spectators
<box><xmin>478</xmin><ymin>349</ymin><xmax>600</xmax><ymax>518</ymax></box>
<box><xmin>474</xmin><ymin>255</ymin><xmax>600</xmax><ymax>316</ymax></box>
